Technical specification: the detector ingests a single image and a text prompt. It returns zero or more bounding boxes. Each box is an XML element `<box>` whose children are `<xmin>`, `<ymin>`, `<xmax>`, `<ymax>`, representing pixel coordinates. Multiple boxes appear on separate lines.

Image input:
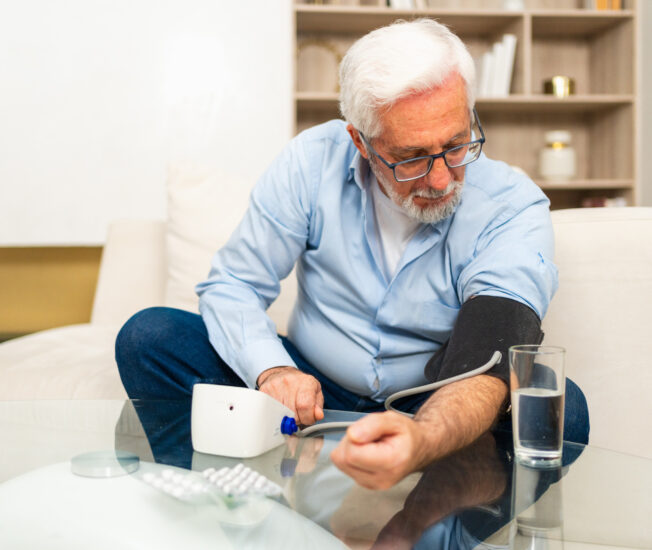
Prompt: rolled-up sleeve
<box><xmin>456</xmin><ymin>177</ymin><xmax>558</xmax><ymax>320</ymax></box>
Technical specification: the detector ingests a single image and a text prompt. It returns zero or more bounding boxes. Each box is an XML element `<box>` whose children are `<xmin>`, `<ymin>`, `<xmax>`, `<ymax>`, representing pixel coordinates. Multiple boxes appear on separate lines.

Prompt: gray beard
<box><xmin>370</xmin><ymin>159</ymin><xmax>464</xmax><ymax>224</ymax></box>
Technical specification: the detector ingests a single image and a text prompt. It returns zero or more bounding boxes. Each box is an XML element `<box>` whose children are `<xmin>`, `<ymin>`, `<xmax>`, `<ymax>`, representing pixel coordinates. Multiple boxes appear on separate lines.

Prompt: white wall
<box><xmin>0</xmin><ymin>1</ymin><xmax>293</xmax><ymax>245</ymax></box>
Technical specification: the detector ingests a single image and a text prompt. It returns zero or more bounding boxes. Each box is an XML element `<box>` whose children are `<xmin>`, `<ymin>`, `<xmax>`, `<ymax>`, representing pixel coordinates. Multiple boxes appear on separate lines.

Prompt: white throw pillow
<box><xmin>164</xmin><ymin>162</ymin><xmax>296</xmax><ymax>334</ymax></box>
<box><xmin>544</xmin><ymin>207</ymin><xmax>652</xmax><ymax>459</ymax></box>
<box><xmin>164</xmin><ymin>162</ymin><xmax>246</xmax><ymax>312</ymax></box>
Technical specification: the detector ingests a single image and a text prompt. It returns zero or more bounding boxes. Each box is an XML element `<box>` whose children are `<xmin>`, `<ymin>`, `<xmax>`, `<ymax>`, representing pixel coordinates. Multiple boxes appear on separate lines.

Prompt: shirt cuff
<box><xmin>242</xmin><ymin>338</ymin><xmax>298</xmax><ymax>389</ymax></box>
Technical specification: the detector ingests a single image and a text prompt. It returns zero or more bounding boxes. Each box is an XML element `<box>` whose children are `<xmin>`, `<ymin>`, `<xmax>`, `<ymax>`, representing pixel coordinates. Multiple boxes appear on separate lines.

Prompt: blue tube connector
<box><xmin>280</xmin><ymin>416</ymin><xmax>298</xmax><ymax>435</ymax></box>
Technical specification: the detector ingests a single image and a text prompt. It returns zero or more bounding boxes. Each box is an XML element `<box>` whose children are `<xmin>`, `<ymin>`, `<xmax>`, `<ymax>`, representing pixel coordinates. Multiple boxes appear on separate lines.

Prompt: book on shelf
<box><xmin>477</xmin><ymin>34</ymin><xmax>517</xmax><ymax>98</ymax></box>
<box><xmin>584</xmin><ymin>0</ymin><xmax>622</xmax><ymax>9</ymax></box>
<box><xmin>388</xmin><ymin>0</ymin><xmax>415</xmax><ymax>8</ymax></box>
<box><xmin>478</xmin><ymin>50</ymin><xmax>494</xmax><ymax>99</ymax></box>
<box><xmin>581</xmin><ymin>196</ymin><xmax>627</xmax><ymax>208</ymax></box>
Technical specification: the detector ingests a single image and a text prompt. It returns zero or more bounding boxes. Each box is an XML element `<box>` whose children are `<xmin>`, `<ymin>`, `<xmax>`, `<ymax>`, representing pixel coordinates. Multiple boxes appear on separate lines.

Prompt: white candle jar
<box><xmin>538</xmin><ymin>130</ymin><xmax>576</xmax><ymax>181</ymax></box>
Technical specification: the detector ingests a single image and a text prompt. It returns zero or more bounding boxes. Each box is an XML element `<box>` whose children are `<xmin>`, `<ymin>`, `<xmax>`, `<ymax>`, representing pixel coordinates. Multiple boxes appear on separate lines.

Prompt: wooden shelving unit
<box><xmin>293</xmin><ymin>1</ymin><xmax>638</xmax><ymax>209</ymax></box>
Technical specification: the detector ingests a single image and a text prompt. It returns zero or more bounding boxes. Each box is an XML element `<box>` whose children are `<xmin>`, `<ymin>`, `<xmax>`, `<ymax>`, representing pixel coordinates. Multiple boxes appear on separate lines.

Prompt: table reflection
<box><xmin>114</xmin><ymin>400</ymin><xmax>582</xmax><ymax>549</ymax></box>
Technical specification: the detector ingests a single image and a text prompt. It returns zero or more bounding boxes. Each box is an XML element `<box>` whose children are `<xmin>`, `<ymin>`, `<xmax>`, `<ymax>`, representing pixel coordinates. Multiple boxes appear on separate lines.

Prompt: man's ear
<box><xmin>346</xmin><ymin>124</ymin><xmax>369</xmax><ymax>160</ymax></box>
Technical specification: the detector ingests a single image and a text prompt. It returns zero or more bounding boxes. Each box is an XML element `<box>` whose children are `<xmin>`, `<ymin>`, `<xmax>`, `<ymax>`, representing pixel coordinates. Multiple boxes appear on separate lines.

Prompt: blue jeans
<box><xmin>115</xmin><ymin>307</ymin><xmax>590</xmax><ymax>444</ymax></box>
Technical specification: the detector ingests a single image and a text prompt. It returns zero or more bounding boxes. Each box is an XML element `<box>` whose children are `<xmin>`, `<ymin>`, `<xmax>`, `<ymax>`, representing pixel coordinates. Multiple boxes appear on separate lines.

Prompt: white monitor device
<box><xmin>191</xmin><ymin>384</ymin><xmax>297</xmax><ymax>458</ymax></box>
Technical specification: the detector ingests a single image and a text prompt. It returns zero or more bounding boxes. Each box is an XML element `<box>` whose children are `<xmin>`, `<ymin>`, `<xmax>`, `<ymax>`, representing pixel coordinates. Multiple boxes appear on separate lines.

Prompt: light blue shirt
<box><xmin>196</xmin><ymin>120</ymin><xmax>557</xmax><ymax>401</ymax></box>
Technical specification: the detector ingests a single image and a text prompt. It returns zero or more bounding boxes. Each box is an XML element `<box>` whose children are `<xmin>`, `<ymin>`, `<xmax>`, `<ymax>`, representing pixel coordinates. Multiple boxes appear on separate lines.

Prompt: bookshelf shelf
<box><xmin>296</xmin><ymin>93</ymin><xmax>633</xmax><ymax>114</ymax></box>
<box><xmin>478</xmin><ymin>95</ymin><xmax>634</xmax><ymax>113</ymax></box>
<box><xmin>536</xmin><ymin>179</ymin><xmax>633</xmax><ymax>191</ymax></box>
<box><xmin>296</xmin><ymin>7</ymin><xmax>521</xmax><ymax>35</ymax></box>
<box><xmin>531</xmin><ymin>10</ymin><xmax>634</xmax><ymax>37</ymax></box>
<box><xmin>293</xmin><ymin>1</ymin><xmax>639</xmax><ymax>209</ymax></box>
<box><xmin>296</xmin><ymin>6</ymin><xmax>633</xmax><ymax>36</ymax></box>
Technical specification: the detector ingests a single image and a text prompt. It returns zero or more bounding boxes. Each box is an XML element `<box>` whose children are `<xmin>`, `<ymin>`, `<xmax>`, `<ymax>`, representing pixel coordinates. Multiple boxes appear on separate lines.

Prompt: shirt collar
<box><xmin>348</xmin><ymin>150</ymin><xmax>368</xmax><ymax>190</ymax></box>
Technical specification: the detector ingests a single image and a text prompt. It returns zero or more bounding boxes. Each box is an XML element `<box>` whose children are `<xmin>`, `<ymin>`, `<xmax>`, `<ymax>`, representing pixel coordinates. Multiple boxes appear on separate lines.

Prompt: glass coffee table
<box><xmin>0</xmin><ymin>399</ymin><xmax>650</xmax><ymax>549</ymax></box>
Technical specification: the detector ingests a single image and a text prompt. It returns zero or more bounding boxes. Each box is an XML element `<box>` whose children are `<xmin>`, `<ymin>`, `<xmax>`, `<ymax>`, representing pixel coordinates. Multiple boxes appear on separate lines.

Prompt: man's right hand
<box><xmin>256</xmin><ymin>367</ymin><xmax>325</xmax><ymax>426</ymax></box>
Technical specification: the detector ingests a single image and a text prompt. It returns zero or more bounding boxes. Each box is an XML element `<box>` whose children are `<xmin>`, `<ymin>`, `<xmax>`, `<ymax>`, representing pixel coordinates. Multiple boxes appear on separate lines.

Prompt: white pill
<box><xmin>233</xmin><ymin>463</ymin><xmax>244</xmax><ymax>473</ymax></box>
<box><xmin>191</xmin><ymin>482</ymin><xmax>204</xmax><ymax>493</ymax></box>
<box><xmin>172</xmin><ymin>473</ymin><xmax>184</xmax><ymax>484</ymax></box>
<box><xmin>161</xmin><ymin>469</ymin><xmax>174</xmax><ymax>480</ymax></box>
<box><xmin>171</xmin><ymin>487</ymin><xmax>185</xmax><ymax>498</ymax></box>
<box><xmin>143</xmin><ymin>473</ymin><xmax>156</xmax><ymax>483</ymax></box>
<box><xmin>180</xmin><ymin>477</ymin><xmax>193</xmax><ymax>489</ymax></box>
<box><xmin>215</xmin><ymin>478</ymin><xmax>227</xmax><ymax>489</ymax></box>
<box><xmin>153</xmin><ymin>478</ymin><xmax>165</xmax><ymax>489</ymax></box>
<box><xmin>240</xmin><ymin>480</ymin><xmax>253</xmax><ymax>492</ymax></box>
<box><xmin>202</xmin><ymin>468</ymin><xmax>215</xmax><ymax>478</ymax></box>
<box><xmin>254</xmin><ymin>477</ymin><xmax>266</xmax><ymax>489</ymax></box>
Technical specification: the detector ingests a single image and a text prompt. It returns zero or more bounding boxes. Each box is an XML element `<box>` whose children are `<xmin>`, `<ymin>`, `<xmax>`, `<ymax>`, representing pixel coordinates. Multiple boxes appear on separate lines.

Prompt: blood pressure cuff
<box><xmin>424</xmin><ymin>295</ymin><xmax>544</xmax><ymax>387</ymax></box>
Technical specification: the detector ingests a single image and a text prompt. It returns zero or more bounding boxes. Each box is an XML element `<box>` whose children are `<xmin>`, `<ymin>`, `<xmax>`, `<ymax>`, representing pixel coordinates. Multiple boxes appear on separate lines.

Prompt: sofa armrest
<box><xmin>544</xmin><ymin>206</ymin><xmax>652</xmax><ymax>459</ymax></box>
<box><xmin>91</xmin><ymin>220</ymin><xmax>167</xmax><ymax>326</ymax></box>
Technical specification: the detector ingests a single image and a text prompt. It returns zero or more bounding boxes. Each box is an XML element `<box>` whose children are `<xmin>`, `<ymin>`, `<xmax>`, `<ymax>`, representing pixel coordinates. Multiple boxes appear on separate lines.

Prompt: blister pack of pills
<box><xmin>201</xmin><ymin>463</ymin><xmax>282</xmax><ymax>497</ymax></box>
<box><xmin>142</xmin><ymin>463</ymin><xmax>282</xmax><ymax>504</ymax></box>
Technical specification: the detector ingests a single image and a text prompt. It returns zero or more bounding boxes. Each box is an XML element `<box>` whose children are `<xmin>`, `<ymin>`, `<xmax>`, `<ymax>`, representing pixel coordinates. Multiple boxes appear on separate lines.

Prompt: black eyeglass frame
<box><xmin>359</xmin><ymin>108</ymin><xmax>486</xmax><ymax>183</ymax></box>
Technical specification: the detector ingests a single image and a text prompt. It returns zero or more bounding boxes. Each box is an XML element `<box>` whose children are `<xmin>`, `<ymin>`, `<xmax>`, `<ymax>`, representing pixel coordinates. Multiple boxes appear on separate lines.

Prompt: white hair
<box><xmin>339</xmin><ymin>18</ymin><xmax>476</xmax><ymax>138</ymax></box>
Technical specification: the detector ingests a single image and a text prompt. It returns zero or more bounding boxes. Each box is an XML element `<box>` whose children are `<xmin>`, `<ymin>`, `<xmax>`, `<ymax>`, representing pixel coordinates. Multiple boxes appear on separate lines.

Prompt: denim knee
<box><xmin>563</xmin><ymin>378</ymin><xmax>590</xmax><ymax>445</ymax></box>
<box><xmin>115</xmin><ymin>307</ymin><xmax>176</xmax><ymax>364</ymax></box>
<box><xmin>115</xmin><ymin>306</ymin><xmax>245</xmax><ymax>399</ymax></box>
<box><xmin>115</xmin><ymin>307</ymin><xmax>195</xmax><ymax>397</ymax></box>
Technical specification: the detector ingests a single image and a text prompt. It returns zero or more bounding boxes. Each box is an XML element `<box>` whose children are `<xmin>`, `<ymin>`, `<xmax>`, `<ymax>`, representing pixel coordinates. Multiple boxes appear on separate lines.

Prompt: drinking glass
<box><xmin>509</xmin><ymin>345</ymin><xmax>565</xmax><ymax>467</ymax></box>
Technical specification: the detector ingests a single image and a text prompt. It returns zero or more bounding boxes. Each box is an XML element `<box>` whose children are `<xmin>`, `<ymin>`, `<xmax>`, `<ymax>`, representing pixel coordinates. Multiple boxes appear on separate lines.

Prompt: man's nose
<box><xmin>425</xmin><ymin>157</ymin><xmax>451</xmax><ymax>192</ymax></box>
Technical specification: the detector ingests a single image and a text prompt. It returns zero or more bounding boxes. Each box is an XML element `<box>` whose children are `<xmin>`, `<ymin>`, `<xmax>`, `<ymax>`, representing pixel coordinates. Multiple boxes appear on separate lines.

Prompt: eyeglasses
<box><xmin>359</xmin><ymin>108</ymin><xmax>486</xmax><ymax>183</ymax></box>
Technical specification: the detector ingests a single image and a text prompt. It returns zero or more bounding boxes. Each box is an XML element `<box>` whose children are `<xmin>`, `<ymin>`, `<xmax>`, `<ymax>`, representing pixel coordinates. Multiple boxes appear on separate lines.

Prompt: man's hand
<box><xmin>257</xmin><ymin>367</ymin><xmax>325</xmax><ymax>425</ymax></box>
<box><xmin>330</xmin><ymin>411</ymin><xmax>428</xmax><ymax>490</ymax></box>
<box><xmin>331</xmin><ymin>375</ymin><xmax>507</xmax><ymax>490</ymax></box>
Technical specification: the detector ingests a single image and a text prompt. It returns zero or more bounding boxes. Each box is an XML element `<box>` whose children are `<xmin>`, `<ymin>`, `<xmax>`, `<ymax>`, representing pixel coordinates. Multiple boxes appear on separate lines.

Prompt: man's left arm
<box><xmin>330</xmin><ymin>372</ymin><xmax>505</xmax><ymax>491</ymax></box>
<box><xmin>332</xmin><ymin>181</ymin><xmax>557</xmax><ymax>489</ymax></box>
<box><xmin>331</xmin><ymin>294</ymin><xmax>544</xmax><ymax>489</ymax></box>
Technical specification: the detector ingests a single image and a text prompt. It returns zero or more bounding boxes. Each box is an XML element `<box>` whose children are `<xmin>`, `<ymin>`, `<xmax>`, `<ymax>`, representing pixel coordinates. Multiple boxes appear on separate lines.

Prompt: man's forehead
<box><xmin>374</xmin><ymin>82</ymin><xmax>470</xmax><ymax>150</ymax></box>
<box><xmin>385</xmin><ymin>127</ymin><xmax>469</xmax><ymax>152</ymax></box>
<box><xmin>377</xmin><ymin>114</ymin><xmax>471</xmax><ymax>153</ymax></box>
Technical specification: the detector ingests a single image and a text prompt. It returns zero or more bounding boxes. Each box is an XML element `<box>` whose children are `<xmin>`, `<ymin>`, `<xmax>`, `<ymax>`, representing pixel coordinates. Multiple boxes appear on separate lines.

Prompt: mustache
<box><xmin>411</xmin><ymin>182</ymin><xmax>457</xmax><ymax>199</ymax></box>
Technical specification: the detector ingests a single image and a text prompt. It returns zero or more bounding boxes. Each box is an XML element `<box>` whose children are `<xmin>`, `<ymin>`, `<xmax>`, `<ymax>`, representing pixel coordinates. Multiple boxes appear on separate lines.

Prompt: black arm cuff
<box><xmin>424</xmin><ymin>296</ymin><xmax>544</xmax><ymax>387</ymax></box>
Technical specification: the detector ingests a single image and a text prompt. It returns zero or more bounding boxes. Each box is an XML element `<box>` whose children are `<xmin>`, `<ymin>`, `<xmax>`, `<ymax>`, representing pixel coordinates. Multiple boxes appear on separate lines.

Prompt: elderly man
<box><xmin>116</xmin><ymin>19</ymin><xmax>589</xmax><ymax>489</ymax></box>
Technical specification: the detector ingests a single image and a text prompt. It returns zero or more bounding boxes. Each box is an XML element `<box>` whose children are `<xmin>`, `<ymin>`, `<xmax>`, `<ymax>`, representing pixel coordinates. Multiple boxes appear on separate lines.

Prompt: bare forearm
<box><xmin>330</xmin><ymin>374</ymin><xmax>508</xmax><ymax>490</ymax></box>
<box><xmin>412</xmin><ymin>374</ymin><xmax>508</xmax><ymax>469</ymax></box>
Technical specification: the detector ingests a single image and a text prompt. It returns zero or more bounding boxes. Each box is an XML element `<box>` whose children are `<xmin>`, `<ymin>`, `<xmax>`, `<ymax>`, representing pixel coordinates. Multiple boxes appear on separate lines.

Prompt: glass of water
<box><xmin>509</xmin><ymin>345</ymin><xmax>565</xmax><ymax>467</ymax></box>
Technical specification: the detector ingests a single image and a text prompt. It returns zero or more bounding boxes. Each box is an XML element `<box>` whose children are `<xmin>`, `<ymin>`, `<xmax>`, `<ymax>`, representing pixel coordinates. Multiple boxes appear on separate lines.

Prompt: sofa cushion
<box><xmin>165</xmin><ymin>164</ymin><xmax>248</xmax><ymax>313</ymax></box>
<box><xmin>164</xmin><ymin>163</ymin><xmax>297</xmax><ymax>333</ymax></box>
<box><xmin>543</xmin><ymin>207</ymin><xmax>652</xmax><ymax>459</ymax></box>
<box><xmin>92</xmin><ymin>220</ymin><xmax>167</xmax><ymax>326</ymax></box>
<box><xmin>0</xmin><ymin>324</ymin><xmax>126</xmax><ymax>400</ymax></box>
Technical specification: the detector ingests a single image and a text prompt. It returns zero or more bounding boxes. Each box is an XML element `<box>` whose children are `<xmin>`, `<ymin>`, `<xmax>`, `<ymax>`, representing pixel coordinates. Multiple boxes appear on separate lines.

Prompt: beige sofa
<box><xmin>1</xmin><ymin>171</ymin><xmax>650</xmax><ymax>459</ymax></box>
